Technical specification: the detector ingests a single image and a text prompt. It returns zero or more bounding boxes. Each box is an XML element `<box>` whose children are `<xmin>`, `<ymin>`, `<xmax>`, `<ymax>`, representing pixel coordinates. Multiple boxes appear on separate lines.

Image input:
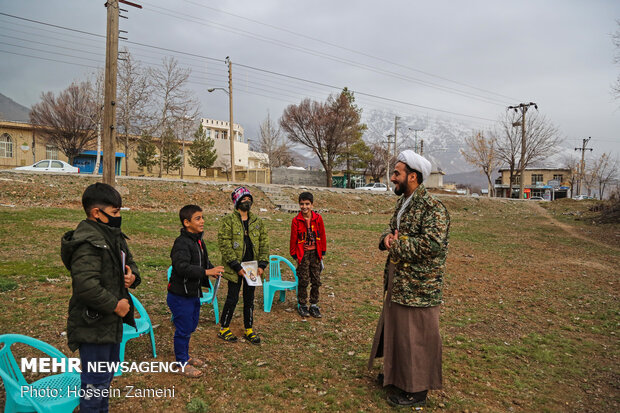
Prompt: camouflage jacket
<box><xmin>379</xmin><ymin>184</ymin><xmax>450</xmax><ymax>307</ymax></box>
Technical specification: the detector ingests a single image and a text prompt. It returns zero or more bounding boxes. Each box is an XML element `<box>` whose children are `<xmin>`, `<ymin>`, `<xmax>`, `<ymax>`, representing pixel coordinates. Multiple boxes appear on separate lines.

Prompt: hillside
<box><xmin>0</xmin><ymin>93</ymin><xmax>30</xmax><ymax>122</ymax></box>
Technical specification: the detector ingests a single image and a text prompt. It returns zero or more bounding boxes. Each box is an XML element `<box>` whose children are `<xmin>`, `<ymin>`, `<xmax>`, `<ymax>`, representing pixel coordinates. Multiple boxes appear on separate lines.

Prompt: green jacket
<box><xmin>218</xmin><ymin>210</ymin><xmax>269</xmax><ymax>283</ymax></box>
<box><xmin>61</xmin><ymin>220</ymin><xmax>140</xmax><ymax>352</ymax></box>
<box><xmin>379</xmin><ymin>184</ymin><xmax>450</xmax><ymax>307</ymax></box>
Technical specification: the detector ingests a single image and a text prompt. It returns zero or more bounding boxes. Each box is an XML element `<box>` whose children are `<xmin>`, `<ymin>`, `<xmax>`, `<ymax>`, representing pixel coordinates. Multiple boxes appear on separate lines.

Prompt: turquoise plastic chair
<box><xmin>117</xmin><ymin>293</ymin><xmax>156</xmax><ymax>377</ymax></box>
<box><xmin>0</xmin><ymin>334</ymin><xmax>80</xmax><ymax>413</ymax></box>
<box><xmin>167</xmin><ymin>266</ymin><xmax>220</xmax><ymax>324</ymax></box>
<box><xmin>263</xmin><ymin>255</ymin><xmax>298</xmax><ymax>312</ymax></box>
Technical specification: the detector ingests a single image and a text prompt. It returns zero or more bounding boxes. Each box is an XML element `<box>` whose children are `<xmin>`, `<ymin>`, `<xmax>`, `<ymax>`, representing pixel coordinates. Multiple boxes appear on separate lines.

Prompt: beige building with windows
<box><xmin>494</xmin><ymin>166</ymin><xmax>572</xmax><ymax>199</ymax></box>
<box><xmin>0</xmin><ymin>121</ymin><xmax>63</xmax><ymax>168</ymax></box>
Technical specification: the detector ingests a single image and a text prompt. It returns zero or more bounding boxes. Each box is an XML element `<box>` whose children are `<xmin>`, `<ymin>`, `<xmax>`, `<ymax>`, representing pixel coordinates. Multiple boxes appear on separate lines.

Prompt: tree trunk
<box><xmin>325</xmin><ymin>169</ymin><xmax>332</xmax><ymax>187</ymax></box>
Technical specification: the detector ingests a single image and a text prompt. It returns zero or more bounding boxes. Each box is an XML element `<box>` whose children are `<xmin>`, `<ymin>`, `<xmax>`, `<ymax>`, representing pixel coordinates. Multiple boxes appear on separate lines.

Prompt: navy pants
<box><xmin>79</xmin><ymin>342</ymin><xmax>120</xmax><ymax>413</ymax></box>
<box><xmin>220</xmin><ymin>277</ymin><xmax>255</xmax><ymax>329</ymax></box>
<box><xmin>167</xmin><ymin>292</ymin><xmax>201</xmax><ymax>363</ymax></box>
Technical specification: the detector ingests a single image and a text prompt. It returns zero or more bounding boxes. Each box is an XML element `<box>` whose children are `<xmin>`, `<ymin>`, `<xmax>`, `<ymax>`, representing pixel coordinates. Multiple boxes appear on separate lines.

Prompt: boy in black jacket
<box><xmin>167</xmin><ymin>205</ymin><xmax>224</xmax><ymax>378</ymax></box>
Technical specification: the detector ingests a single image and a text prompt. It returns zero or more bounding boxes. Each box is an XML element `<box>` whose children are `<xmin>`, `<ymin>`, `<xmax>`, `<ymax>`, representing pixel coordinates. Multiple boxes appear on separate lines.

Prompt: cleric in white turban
<box><xmin>396</xmin><ymin>150</ymin><xmax>431</xmax><ymax>184</ymax></box>
<box><xmin>369</xmin><ymin>148</ymin><xmax>450</xmax><ymax>408</ymax></box>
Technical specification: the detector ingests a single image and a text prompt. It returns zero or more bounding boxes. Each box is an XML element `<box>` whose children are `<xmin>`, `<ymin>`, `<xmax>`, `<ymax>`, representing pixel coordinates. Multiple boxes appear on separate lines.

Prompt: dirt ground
<box><xmin>0</xmin><ymin>172</ymin><xmax>618</xmax><ymax>412</ymax></box>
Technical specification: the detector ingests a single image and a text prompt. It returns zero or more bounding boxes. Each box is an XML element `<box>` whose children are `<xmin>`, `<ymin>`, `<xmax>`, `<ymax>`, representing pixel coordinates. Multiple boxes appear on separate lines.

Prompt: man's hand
<box><xmin>114</xmin><ymin>298</ymin><xmax>130</xmax><ymax>317</ymax></box>
<box><xmin>206</xmin><ymin>266</ymin><xmax>225</xmax><ymax>278</ymax></box>
<box><xmin>124</xmin><ymin>265</ymin><xmax>135</xmax><ymax>288</ymax></box>
<box><xmin>257</xmin><ymin>267</ymin><xmax>264</xmax><ymax>279</ymax></box>
<box><xmin>238</xmin><ymin>269</ymin><xmax>247</xmax><ymax>278</ymax></box>
<box><xmin>383</xmin><ymin>230</ymin><xmax>399</xmax><ymax>249</ymax></box>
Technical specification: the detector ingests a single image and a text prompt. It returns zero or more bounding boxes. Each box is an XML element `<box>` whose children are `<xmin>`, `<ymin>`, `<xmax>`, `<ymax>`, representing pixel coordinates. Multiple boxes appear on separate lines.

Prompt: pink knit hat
<box><xmin>231</xmin><ymin>186</ymin><xmax>253</xmax><ymax>209</ymax></box>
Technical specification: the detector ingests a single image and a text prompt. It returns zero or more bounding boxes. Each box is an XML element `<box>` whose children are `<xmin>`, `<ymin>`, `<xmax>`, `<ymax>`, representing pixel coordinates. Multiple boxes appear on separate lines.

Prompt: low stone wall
<box><xmin>271</xmin><ymin>168</ymin><xmax>326</xmax><ymax>186</ymax></box>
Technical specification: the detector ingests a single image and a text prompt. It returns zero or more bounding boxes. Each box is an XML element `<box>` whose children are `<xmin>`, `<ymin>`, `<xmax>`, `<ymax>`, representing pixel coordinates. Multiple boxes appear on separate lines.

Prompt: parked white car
<box><xmin>14</xmin><ymin>160</ymin><xmax>79</xmax><ymax>173</ymax></box>
<box><xmin>357</xmin><ymin>183</ymin><xmax>390</xmax><ymax>192</ymax></box>
<box><xmin>573</xmin><ymin>195</ymin><xmax>592</xmax><ymax>200</ymax></box>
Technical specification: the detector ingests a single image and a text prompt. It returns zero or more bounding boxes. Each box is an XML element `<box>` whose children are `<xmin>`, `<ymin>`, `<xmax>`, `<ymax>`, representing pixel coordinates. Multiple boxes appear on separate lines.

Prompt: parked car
<box><xmin>529</xmin><ymin>196</ymin><xmax>545</xmax><ymax>201</ymax></box>
<box><xmin>14</xmin><ymin>160</ymin><xmax>79</xmax><ymax>173</ymax></box>
<box><xmin>357</xmin><ymin>183</ymin><xmax>390</xmax><ymax>192</ymax></box>
<box><xmin>573</xmin><ymin>195</ymin><xmax>592</xmax><ymax>200</ymax></box>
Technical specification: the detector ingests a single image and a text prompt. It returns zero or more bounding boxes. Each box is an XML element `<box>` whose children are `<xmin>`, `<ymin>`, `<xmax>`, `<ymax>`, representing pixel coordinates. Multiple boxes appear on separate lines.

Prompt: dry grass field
<box><xmin>0</xmin><ymin>172</ymin><xmax>618</xmax><ymax>412</ymax></box>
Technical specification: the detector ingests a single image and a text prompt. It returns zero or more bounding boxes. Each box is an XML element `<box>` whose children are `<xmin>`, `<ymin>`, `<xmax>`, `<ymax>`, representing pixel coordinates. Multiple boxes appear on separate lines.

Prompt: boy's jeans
<box><xmin>297</xmin><ymin>250</ymin><xmax>322</xmax><ymax>306</ymax></box>
<box><xmin>167</xmin><ymin>292</ymin><xmax>201</xmax><ymax>363</ymax></box>
<box><xmin>79</xmin><ymin>342</ymin><xmax>120</xmax><ymax>413</ymax></box>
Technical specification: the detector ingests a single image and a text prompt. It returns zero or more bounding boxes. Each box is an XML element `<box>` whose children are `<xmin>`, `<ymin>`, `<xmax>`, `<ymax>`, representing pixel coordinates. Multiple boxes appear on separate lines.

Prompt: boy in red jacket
<box><xmin>290</xmin><ymin>192</ymin><xmax>326</xmax><ymax>318</ymax></box>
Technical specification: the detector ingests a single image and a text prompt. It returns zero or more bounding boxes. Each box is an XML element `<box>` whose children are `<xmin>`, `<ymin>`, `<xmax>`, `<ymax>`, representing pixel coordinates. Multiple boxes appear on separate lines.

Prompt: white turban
<box><xmin>397</xmin><ymin>150</ymin><xmax>431</xmax><ymax>183</ymax></box>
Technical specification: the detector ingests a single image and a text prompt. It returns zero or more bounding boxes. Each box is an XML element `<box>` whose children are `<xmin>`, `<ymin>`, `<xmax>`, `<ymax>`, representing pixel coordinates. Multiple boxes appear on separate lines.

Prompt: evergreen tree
<box><xmin>161</xmin><ymin>127</ymin><xmax>182</xmax><ymax>174</ymax></box>
<box><xmin>134</xmin><ymin>133</ymin><xmax>158</xmax><ymax>173</ymax></box>
<box><xmin>188</xmin><ymin>123</ymin><xmax>218</xmax><ymax>176</ymax></box>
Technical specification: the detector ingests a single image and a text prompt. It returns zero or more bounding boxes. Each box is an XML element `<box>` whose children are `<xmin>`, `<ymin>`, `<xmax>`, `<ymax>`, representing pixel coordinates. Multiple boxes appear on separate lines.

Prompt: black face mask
<box><xmin>97</xmin><ymin>209</ymin><xmax>122</xmax><ymax>228</ymax></box>
<box><xmin>238</xmin><ymin>201</ymin><xmax>252</xmax><ymax>212</ymax></box>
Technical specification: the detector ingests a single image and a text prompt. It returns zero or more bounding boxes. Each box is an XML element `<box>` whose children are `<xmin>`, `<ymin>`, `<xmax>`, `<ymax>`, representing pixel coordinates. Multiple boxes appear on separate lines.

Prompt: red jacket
<box><xmin>290</xmin><ymin>211</ymin><xmax>326</xmax><ymax>262</ymax></box>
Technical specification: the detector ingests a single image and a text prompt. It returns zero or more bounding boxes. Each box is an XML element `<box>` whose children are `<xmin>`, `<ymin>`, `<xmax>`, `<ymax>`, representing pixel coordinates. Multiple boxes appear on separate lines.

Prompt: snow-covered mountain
<box><xmin>362</xmin><ymin>109</ymin><xmax>576</xmax><ymax>175</ymax></box>
<box><xmin>363</xmin><ymin>110</ymin><xmax>474</xmax><ymax>174</ymax></box>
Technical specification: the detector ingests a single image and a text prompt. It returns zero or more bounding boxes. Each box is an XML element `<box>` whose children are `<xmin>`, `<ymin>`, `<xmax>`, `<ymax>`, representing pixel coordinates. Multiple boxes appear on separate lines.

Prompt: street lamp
<box><xmin>208</xmin><ymin>85</ymin><xmax>235</xmax><ymax>181</ymax></box>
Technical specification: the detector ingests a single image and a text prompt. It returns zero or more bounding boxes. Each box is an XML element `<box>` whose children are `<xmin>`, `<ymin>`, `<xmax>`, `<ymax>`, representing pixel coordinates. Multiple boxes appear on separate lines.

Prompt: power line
<box><xmin>180</xmin><ymin>0</ymin><xmax>519</xmax><ymax>102</ymax></box>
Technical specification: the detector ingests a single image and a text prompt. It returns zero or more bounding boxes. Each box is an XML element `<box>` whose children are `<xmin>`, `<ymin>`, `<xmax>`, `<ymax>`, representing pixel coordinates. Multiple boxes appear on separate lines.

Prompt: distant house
<box><xmin>494</xmin><ymin>165</ymin><xmax>572</xmax><ymax>199</ymax></box>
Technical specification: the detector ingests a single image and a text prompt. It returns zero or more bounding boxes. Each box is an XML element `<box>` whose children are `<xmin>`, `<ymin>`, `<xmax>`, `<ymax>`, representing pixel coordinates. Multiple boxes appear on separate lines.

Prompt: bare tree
<box><xmin>280</xmin><ymin>89</ymin><xmax>365</xmax><ymax>187</ymax></box>
<box><xmin>563</xmin><ymin>155</ymin><xmax>581</xmax><ymax>197</ymax></box>
<box><xmin>258</xmin><ymin>113</ymin><xmax>294</xmax><ymax>174</ymax></box>
<box><xmin>588</xmin><ymin>153</ymin><xmax>618</xmax><ymax>199</ymax></box>
<box><xmin>493</xmin><ymin>111</ymin><xmax>561</xmax><ymax>197</ymax></box>
<box><xmin>117</xmin><ymin>49</ymin><xmax>151</xmax><ymax>176</ymax></box>
<box><xmin>30</xmin><ymin>81</ymin><xmax>97</xmax><ymax>164</ymax></box>
<box><xmin>461</xmin><ymin>131</ymin><xmax>500</xmax><ymax>197</ymax></box>
<box><xmin>149</xmin><ymin>57</ymin><xmax>199</xmax><ymax>177</ymax></box>
<box><xmin>367</xmin><ymin>143</ymin><xmax>388</xmax><ymax>182</ymax></box>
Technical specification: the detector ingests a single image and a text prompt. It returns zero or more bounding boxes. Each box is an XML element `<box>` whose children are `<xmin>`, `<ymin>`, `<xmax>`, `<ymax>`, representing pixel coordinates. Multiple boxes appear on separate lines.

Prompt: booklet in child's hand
<box><xmin>241</xmin><ymin>261</ymin><xmax>261</xmax><ymax>286</ymax></box>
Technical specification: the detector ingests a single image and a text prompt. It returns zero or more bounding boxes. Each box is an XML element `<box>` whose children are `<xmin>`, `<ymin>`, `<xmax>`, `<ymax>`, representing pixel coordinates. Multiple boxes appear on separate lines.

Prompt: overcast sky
<box><xmin>1</xmin><ymin>0</ymin><xmax>618</xmax><ymax>160</ymax></box>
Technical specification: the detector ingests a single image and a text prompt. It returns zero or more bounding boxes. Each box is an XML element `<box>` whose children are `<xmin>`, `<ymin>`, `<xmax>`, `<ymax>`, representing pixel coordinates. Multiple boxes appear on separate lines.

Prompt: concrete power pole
<box><xmin>574</xmin><ymin>137</ymin><xmax>593</xmax><ymax>196</ymax></box>
<box><xmin>227</xmin><ymin>57</ymin><xmax>235</xmax><ymax>182</ymax></box>
<box><xmin>508</xmin><ymin>102</ymin><xmax>538</xmax><ymax>199</ymax></box>
<box><xmin>393</xmin><ymin>116</ymin><xmax>399</xmax><ymax>160</ymax></box>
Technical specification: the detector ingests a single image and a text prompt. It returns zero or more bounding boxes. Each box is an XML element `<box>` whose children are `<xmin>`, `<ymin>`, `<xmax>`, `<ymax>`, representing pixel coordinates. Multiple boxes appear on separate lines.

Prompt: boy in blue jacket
<box><xmin>167</xmin><ymin>205</ymin><xmax>224</xmax><ymax>378</ymax></box>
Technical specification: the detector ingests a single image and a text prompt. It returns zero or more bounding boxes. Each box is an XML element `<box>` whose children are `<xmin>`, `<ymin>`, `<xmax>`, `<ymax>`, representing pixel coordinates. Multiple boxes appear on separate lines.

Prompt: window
<box><xmin>0</xmin><ymin>133</ymin><xmax>13</xmax><ymax>158</ymax></box>
<box><xmin>34</xmin><ymin>161</ymin><xmax>49</xmax><ymax>168</ymax></box>
<box><xmin>222</xmin><ymin>131</ymin><xmax>228</xmax><ymax>140</ymax></box>
<box><xmin>46</xmin><ymin>145</ymin><xmax>59</xmax><ymax>160</ymax></box>
<box><xmin>50</xmin><ymin>161</ymin><xmax>63</xmax><ymax>168</ymax></box>
<box><xmin>512</xmin><ymin>175</ymin><xmax>520</xmax><ymax>184</ymax></box>
<box><xmin>553</xmin><ymin>174</ymin><xmax>563</xmax><ymax>182</ymax></box>
<box><xmin>214</xmin><ymin>131</ymin><xmax>220</xmax><ymax>139</ymax></box>
<box><xmin>531</xmin><ymin>174</ymin><xmax>543</xmax><ymax>185</ymax></box>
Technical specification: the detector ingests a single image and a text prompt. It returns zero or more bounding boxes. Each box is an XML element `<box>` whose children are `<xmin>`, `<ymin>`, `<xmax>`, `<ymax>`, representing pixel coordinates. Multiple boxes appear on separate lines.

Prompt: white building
<box><xmin>200</xmin><ymin>118</ymin><xmax>250</xmax><ymax>169</ymax></box>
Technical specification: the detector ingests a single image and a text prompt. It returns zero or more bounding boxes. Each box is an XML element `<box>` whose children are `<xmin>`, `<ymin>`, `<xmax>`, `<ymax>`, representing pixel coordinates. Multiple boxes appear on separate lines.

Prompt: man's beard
<box><xmin>394</xmin><ymin>183</ymin><xmax>405</xmax><ymax>196</ymax></box>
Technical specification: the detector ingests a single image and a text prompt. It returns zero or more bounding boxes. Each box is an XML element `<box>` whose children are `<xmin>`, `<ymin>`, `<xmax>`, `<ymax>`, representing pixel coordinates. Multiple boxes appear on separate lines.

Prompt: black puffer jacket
<box><xmin>168</xmin><ymin>228</ymin><xmax>214</xmax><ymax>297</ymax></box>
<box><xmin>61</xmin><ymin>220</ymin><xmax>140</xmax><ymax>352</ymax></box>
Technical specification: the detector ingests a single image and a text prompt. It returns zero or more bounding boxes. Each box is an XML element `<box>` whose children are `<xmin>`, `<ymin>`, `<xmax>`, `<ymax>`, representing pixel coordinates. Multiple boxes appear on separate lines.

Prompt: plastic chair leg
<box><xmin>279</xmin><ymin>290</ymin><xmax>286</xmax><ymax>303</ymax></box>
<box><xmin>212</xmin><ymin>298</ymin><xmax>220</xmax><ymax>324</ymax></box>
<box><xmin>149</xmin><ymin>328</ymin><xmax>157</xmax><ymax>358</ymax></box>
<box><xmin>116</xmin><ymin>341</ymin><xmax>127</xmax><ymax>377</ymax></box>
<box><xmin>263</xmin><ymin>284</ymin><xmax>273</xmax><ymax>312</ymax></box>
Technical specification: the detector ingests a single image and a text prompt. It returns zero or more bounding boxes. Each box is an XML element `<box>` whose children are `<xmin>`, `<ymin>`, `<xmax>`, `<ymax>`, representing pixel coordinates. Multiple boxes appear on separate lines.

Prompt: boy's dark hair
<box><xmin>299</xmin><ymin>192</ymin><xmax>314</xmax><ymax>204</ymax></box>
<box><xmin>179</xmin><ymin>204</ymin><xmax>202</xmax><ymax>228</ymax></box>
<box><xmin>82</xmin><ymin>183</ymin><xmax>122</xmax><ymax>216</ymax></box>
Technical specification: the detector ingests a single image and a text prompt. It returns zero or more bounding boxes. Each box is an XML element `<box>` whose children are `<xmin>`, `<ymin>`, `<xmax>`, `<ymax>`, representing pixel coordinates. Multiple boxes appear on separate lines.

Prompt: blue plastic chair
<box><xmin>117</xmin><ymin>293</ymin><xmax>156</xmax><ymax>377</ymax></box>
<box><xmin>263</xmin><ymin>255</ymin><xmax>298</xmax><ymax>312</ymax></box>
<box><xmin>0</xmin><ymin>334</ymin><xmax>80</xmax><ymax>413</ymax></box>
<box><xmin>167</xmin><ymin>266</ymin><xmax>219</xmax><ymax>324</ymax></box>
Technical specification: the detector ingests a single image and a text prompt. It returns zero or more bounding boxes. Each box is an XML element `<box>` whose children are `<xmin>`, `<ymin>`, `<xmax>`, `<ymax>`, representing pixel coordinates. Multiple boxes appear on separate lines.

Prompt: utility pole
<box><xmin>386</xmin><ymin>134</ymin><xmax>393</xmax><ymax>186</ymax></box>
<box><xmin>227</xmin><ymin>57</ymin><xmax>235</xmax><ymax>182</ymax></box>
<box><xmin>102</xmin><ymin>0</ymin><xmax>141</xmax><ymax>185</ymax></box>
<box><xmin>408</xmin><ymin>127</ymin><xmax>424</xmax><ymax>153</ymax></box>
<box><xmin>393</xmin><ymin>116</ymin><xmax>400</xmax><ymax>160</ymax></box>
<box><xmin>574</xmin><ymin>137</ymin><xmax>593</xmax><ymax>196</ymax></box>
<box><xmin>102</xmin><ymin>0</ymin><xmax>119</xmax><ymax>186</ymax></box>
<box><xmin>508</xmin><ymin>102</ymin><xmax>538</xmax><ymax>199</ymax></box>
